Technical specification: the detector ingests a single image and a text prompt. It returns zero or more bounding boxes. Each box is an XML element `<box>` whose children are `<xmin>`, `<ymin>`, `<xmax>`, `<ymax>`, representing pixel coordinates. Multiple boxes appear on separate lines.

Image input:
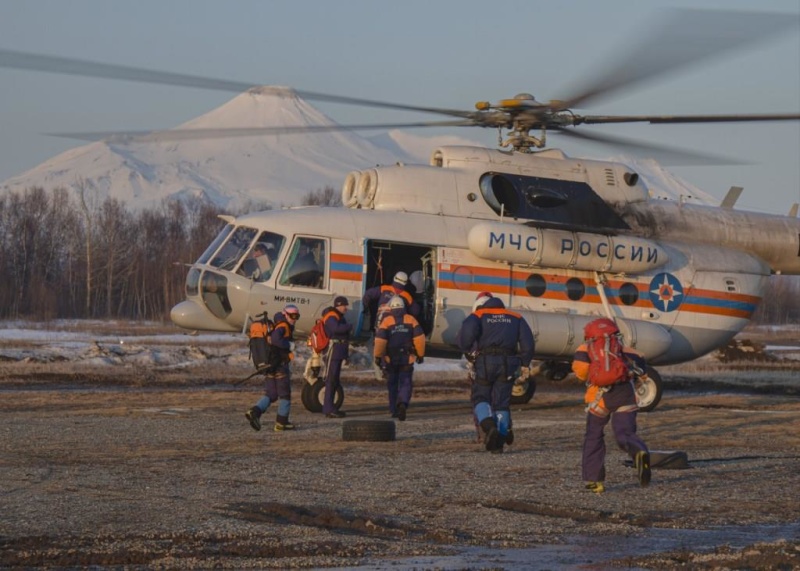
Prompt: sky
<box><xmin>0</xmin><ymin>0</ymin><xmax>798</xmax><ymax>215</ymax></box>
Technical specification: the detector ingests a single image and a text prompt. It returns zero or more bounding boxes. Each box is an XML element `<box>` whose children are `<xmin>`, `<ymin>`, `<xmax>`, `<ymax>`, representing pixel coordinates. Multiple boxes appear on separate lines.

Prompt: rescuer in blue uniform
<box><xmin>321</xmin><ymin>296</ymin><xmax>352</xmax><ymax>418</ymax></box>
<box><xmin>245</xmin><ymin>304</ymin><xmax>299</xmax><ymax>432</ymax></box>
<box><xmin>373</xmin><ymin>295</ymin><xmax>426</xmax><ymax>421</ymax></box>
<box><xmin>362</xmin><ymin>271</ymin><xmax>420</xmax><ymax>330</ymax></box>
<box><xmin>458</xmin><ymin>296</ymin><xmax>534</xmax><ymax>453</ymax></box>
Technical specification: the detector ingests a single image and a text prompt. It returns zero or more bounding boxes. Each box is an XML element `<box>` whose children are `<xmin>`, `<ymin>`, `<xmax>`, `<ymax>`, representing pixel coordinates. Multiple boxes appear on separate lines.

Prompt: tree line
<box><xmin>0</xmin><ymin>185</ymin><xmax>341</xmax><ymax>322</ymax></box>
<box><xmin>0</xmin><ymin>184</ymin><xmax>796</xmax><ymax>324</ymax></box>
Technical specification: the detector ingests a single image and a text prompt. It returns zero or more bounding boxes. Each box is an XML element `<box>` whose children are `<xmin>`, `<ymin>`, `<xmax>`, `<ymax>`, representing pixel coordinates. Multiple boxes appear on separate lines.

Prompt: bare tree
<box><xmin>75</xmin><ymin>178</ymin><xmax>96</xmax><ymax>316</ymax></box>
<box><xmin>301</xmin><ymin>186</ymin><xmax>343</xmax><ymax>207</ymax></box>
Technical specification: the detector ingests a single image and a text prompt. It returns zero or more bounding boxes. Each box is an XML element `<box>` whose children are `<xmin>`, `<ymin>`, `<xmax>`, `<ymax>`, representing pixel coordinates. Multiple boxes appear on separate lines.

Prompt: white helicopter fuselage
<box><xmin>171</xmin><ymin>146</ymin><xmax>800</xmax><ymax>367</ymax></box>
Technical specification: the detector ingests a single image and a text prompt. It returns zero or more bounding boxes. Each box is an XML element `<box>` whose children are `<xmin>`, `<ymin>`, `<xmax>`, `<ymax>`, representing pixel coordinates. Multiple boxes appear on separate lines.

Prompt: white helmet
<box><xmin>388</xmin><ymin>295</ymin><xmax>406</xmax><ymax>310</ymax></box>
<box><xmin>393</xmin><ymin>271</ymin><xmax>408</xmax><ymax>286</ymax></box>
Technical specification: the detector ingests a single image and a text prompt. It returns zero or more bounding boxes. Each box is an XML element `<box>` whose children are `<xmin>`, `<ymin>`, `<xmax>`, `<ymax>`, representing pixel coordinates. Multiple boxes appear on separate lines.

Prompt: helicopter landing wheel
<box><xmin>510</xmin><ymin>376</ymin><xmax>537</xmax><ymax>405</ymax></box>
<box><xmin>636</xmin><ymin>367</ymin><xmax>664</xmax><ymax>412</ymax></box>
<box><xmin>301</xmin><ymin>378</ymin><xmax>345</xmax><ymax>413</ymax></box>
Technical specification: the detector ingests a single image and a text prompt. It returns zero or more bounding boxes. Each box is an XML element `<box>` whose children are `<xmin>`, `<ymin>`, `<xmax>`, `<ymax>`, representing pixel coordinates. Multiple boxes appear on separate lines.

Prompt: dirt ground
<box><xmin>1</xmin><ymin>357</ymin><xmax>799</xmax><ymax>570</ymax></box>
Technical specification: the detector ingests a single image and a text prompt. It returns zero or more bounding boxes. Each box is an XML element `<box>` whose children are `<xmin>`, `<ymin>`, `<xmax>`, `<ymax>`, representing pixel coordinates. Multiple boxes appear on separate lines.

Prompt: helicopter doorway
<box><xmin>363</xmin><ymin>240</ymin><xmax>435</xmax><ymax>336</ymax></box>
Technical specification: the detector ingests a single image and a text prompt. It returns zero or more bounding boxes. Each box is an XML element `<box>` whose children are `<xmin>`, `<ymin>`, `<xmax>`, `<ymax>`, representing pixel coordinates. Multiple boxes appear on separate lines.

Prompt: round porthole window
<box><xmin>619</xmin><ymin>282</ymin><xmax>639</xmax><ymax>306</ymax></box>
<box><xmin>525</xmin><ymin>274</ymin><xmax>547</xmax><ymax>297</ymax></box>
<box><xmin>565</xmin><ymin>278</ymin><xmax>585</xmax><ymax>301</ymax></box>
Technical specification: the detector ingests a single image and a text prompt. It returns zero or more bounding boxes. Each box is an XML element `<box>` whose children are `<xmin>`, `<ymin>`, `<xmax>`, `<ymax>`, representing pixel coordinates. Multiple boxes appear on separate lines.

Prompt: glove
<box><xmin>374</xmin><ymin>357</ymin><xmax>383</xmax><ymax>368</ymax></box>
<box><xmin>465</xmin><ymin>351</ymin><xmax>476</xmax><ymax>364</ymax></box>
<box><xmin>289</xmin><ymin>341</ymin><xmax>296</xmax><ymax>352</ymax></box>
<box><xmin>416</xmin><ymin>356</ymin><xmax>424</xmax><ymax>364</ymax></box>
<box><xmin>519</xmin><ymin>366</ymin><xmax>531</xmax><ymax>379</ymax></box>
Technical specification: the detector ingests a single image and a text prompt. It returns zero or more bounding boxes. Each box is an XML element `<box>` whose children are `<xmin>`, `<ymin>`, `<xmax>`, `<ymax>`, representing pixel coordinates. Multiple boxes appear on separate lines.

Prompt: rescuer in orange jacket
<box><xmin>373</xmin><ymin>295</ymin><xmax>426</xmax><ymax>421</ymax></box>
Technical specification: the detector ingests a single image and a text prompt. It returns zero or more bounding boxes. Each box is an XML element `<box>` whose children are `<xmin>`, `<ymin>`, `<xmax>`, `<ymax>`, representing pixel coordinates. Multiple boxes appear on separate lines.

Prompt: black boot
<box><xmin>245</xmin><ymin>407</ymin><xmax>262</xmax><ymax>431</ymax></box>
<box><xmin>480</xmin><ymin>418</ymin><xmax>500</xmax><ymax>452</ymax></box>
<box><xmin>274</xmin><ymin>415</ymin><xmax>295</xmax><ymax>431</ymax></box>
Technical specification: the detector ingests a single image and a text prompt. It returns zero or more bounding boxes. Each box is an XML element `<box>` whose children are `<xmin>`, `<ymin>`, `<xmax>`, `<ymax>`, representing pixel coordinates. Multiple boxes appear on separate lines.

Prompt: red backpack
<box><xmin>308</xmin><ymin>318</ymin><xmax>329</xmax><ymax>354</ymax></box>
<box><xmin>584</xmin><ymin>318</ymin><xmax>630</xmax><ymax>386</ymax></box>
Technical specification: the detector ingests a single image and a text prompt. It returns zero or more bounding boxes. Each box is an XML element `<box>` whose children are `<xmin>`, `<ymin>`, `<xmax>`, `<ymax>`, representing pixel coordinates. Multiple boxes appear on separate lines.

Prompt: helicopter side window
<box><xmin>209</xmin><ymin>226</ymin><xmax>258</xmax><ymax>272</ymax></box>
<box><xmin>565</xmin><ymin>277</ymin><xmax>585</xmax><ymax>301</ymax></box>
<box><xmin>525</xmin><ymin>273</ymin><xmax>547</xmax><ymax>297</ymax></box>
<box><xmin>618</xmin><ymin>282</ymin><xmax>639</xmax><ymax>306</ymax></box>
<box><xmin>237</xmin><ymin>231</ymin><xmax>286</xmax><ymax>282</ymax></box>
<box><xmin>196</xmin><ymin>224</ymin><xmax>233</xmax><ymax>264</ymax></box>
<box><xmin>279</xmin><ymin>237</ymin><xmax>327</xmax><ymax>289</ymax></box>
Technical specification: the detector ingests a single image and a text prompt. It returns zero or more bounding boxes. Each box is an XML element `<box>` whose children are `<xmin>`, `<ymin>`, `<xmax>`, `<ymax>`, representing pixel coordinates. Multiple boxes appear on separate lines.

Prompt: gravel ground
<box><xmin>1</xmin><ymin>324</ymin><xmax>799</xmax><ymax>569</ymax></box>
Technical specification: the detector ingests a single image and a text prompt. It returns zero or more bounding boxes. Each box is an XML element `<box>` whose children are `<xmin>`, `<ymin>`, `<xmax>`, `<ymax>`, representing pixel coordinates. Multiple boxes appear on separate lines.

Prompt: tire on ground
<box><xmin>301</xmin><ymin>379</ymin><xmax>344</xmax><ymax>413</ymax></box>
<box><xmin>342</xmin><ymin>420</ymin><xmax>396</xmax><ymax>442</ymax></box>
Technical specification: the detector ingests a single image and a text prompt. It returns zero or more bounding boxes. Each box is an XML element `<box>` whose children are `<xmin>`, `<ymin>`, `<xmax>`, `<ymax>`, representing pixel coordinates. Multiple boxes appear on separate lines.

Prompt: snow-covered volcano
<box><xmin>0</xmin><ymin>88</ymin><xmax>453</xmax><ymax>211</ymax></box>
<box><xmin>1</xmin><ymin>87</ymin><xmax>716</xmax><ymax>211</ymax></box>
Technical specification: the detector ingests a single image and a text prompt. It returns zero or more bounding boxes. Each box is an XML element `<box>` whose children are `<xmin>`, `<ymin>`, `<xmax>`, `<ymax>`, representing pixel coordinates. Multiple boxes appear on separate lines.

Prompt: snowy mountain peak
<box><xmin>1</xmin><ymin>89</ymin><xmax>717</xmax><ymax>212</ymax></box>
<box><xmin>0</xmin><ymin>88</ymin><xmax>414</xmax><ymax>211</ymax></box>
<box><xmin>179</xmin><ymin>86</ymin><xmax>336</xmax><ymax>131</ymax></box>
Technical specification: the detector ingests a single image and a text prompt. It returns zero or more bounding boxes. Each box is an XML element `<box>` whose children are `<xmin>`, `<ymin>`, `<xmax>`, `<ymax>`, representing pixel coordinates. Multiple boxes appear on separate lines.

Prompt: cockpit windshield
<box><xmin>196</xmin><ymin>224</ymin><xmax>233</xmax><ymax>265</ymax></box>
<box><xmin>236</xmin><ymin>231</ymin><xmax>286</xmax><ymax>282</ymax></box>
<box><xmin>207</xmin><ymin>226</ymin><xmax>258</xmax><ymax>271</ymax></box>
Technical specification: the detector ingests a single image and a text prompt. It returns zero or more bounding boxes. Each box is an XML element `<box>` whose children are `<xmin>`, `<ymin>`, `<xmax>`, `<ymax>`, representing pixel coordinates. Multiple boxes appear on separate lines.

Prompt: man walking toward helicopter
<box><xmin>321</xmin><ymin>296</ymin><xmax>352</xmax><ymax>418</ymax></box>
<box><xmin>572</xmin><ymin>317</ymin><xmax>651</xmax><ymax>494</ymax></box>
<box><xmin>373</xmin><ymin>295</ymin><xmax>426</xmax><ymax>420</ymax></box>
<box><xmin>458</xmin><ymin>294</ymin><xmax>534</xmax><ymax>453</ymax></box>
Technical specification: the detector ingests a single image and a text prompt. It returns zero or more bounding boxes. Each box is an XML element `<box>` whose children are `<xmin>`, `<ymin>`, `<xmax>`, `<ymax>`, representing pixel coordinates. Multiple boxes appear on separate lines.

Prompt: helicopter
<box><xmin>1</xmin><ymin>9</ymin><xmax>798</xmax><ymax>412</ymax></box>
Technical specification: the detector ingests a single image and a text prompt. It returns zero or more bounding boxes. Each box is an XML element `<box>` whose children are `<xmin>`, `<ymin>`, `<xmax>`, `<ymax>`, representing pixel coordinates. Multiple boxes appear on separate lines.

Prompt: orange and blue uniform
<box><xmin>374</xmin><ymin>306</ymin><xmax>425</xmax><ymax>419</ymax></box>
<box><xmin>457</xmin><ymin>297</ymin><xmax>534</xmax><ymax>452</ymax></box>
<box><xmin>321</xmin><ymin>302</ymin><xmax>352</xmax><ymax>416</ymax></box>
<box><xmin>251</xmin><ymin>309</ymin><xmax>296</xmax><ymax>428</ymax></box>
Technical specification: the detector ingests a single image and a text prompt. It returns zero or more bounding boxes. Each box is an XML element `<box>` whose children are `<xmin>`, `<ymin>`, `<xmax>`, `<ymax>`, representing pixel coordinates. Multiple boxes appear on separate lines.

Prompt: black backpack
<box><xmin>248</xmin><ymin>313</ymin><xmax>275</xmax><ymax>371</ymax></box>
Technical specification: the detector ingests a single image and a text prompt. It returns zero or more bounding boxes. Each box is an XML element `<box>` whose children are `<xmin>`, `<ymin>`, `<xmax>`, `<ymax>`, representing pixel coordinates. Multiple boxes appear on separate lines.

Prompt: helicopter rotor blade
<box><xmin>574</xmin><ymin>113</ymin><xmax>800</xmax><ymax>126</ymax></box>
<box><xmin>46</xmin><ymin>120</ymin><xmax>476</xmax><ymax>143</ymax></box>
<box><xmin>552</xmin><ymin>127</ymin><xmax>742</xmax><ymax>166</ymax></box>
<box><xmin>553</xmin><ymin>9</ymin><xmax>800</xmax><ymax>112</ymax></box>
<box><xmin>0</xmin><ymin>48</ymin><xmax>474</xmax><ymax>120</ymax></box>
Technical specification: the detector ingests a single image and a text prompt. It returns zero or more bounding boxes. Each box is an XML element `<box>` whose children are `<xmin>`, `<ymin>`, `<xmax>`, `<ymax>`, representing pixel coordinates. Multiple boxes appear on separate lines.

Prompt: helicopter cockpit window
<box><xmin>279</xmin><ymin>237</ymin><xmax>327</xmax><ymax>289</ymax></box>
<box><xmin>480</xmin><ymin>173</ymin><xmax>521</xmax><ymax>217</ymax></box>
<box><xmin>236</xmin><ymin>231</ymin><xmax>286</xmax><ymax>282</ymax></box>
<box><xmin>208</xmin><ymin>226</ymin><xmax>258</xmax><ymax>272</ymax></box>
<box><xmin>196</xmin><ymin>224</ymin><xmax>233</xmax><ymax>264</ymax></box>
<box><xmin>200</xmin><ymin>271</ymin><xmax>232</xmax><ymax>319</ymax></box>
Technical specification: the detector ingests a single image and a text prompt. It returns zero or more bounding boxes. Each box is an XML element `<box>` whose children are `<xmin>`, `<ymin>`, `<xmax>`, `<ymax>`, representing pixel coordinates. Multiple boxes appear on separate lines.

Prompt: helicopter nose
<box><xmin>170</xmin><ymin>300</ymin><xmax>237</xmax><ymax>332</ymax></box>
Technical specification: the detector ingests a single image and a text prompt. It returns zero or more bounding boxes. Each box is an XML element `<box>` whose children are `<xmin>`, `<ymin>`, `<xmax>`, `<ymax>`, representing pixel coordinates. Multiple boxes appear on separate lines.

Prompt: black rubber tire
<box><xmin>342</xmin><ymin>420</ymin><xmax>396</xmax><ymax>442</ymax></box>
<box><xmin>510</xmin><ymin>377</ymin><xmax>537</xmax><ymax>405</ymax></box>
<box><xmin>301</xmin><ymin>379</ymin><xmax>344</xmax><ymax>414</ymax></box>
<box><xmin>636</xmin><ymin>366</ymin><xmax>664</xmax><ymax>413</ymax></box>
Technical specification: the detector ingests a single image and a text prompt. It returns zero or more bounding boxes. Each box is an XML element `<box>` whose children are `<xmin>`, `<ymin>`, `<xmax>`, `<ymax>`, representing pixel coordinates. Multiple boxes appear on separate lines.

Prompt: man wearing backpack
<box><xmin>458</xmin><ymin>295</ymin><xmax>534</xmax><ymax>454</ymax></box>
<box><xmin>245</xmin><ymin>304</ymin><xmax>300</xmax><ymax>432</ymax></box>
<box><xmin>362</xmin><ymin>271</ymin><xmax>420</xmax><ymax>331</ymax></box>
<box><xmin>320</xmin><ymin>296</ymin><xmax>352</xmax><ymax>418</ymax></box>
<box><xmin>572</xmin><ymin>317</ymin><xmax>651</xmax><ymax>494</ymax></box>
<box><xmin>373</xmin><ymin>295</ymin><xmax>426</xmax><ymax>421</ymax></box>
